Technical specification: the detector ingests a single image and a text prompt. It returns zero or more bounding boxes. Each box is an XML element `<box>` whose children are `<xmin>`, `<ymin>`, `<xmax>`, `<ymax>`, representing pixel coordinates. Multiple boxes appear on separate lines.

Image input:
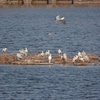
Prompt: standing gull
<box><xmin>41</xmin><ymin>51</ymin><xmax>45</xmax><ymax>56</ymax></box>
<box><xmin>45</xmin><ymin>50</ymin><xmax>50</xmax><ymax>56</ymax></box>
<box><xmin>19</xmin><ymin>48</ymin><xmax>28</xmax><ymax>56</ymax></box>
<box><xmin>61</xmin><ymin>53</ymin><xmax>67</xmax><ymax>63</ymax></box>
<box><xmin>2</xmin><ymin>48</ymin><xmax>7</xmax><ymax>53</ymax></box>
<box><xmin>58</xmin><ymin>49</ymin><xmax>62</xmax><ymax>55</ymax></box>
<box><xmin>48</xmin><ymin>54</ymin><xmax>52</xmax><ymax>63</ymax></box>
<box><xmin>16</xmin><ymin>53</ymin><xmax>23</xmax><ymax>60</ymax></box>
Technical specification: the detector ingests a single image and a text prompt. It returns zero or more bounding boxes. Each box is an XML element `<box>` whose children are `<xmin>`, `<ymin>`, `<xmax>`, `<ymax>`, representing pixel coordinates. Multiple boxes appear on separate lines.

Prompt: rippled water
<box><xmin>0</xmin><ymin>7</ymin><xmax>100</xmax><ymax>56</ymax></box>
<box><xmin>0</xmin><ymin>65</ymin><xmax>100</xmax><ymax>100</ymax></box>
<box><xmin>0</xmin><ymin>7</ymin><xmax>100</xmax><ymax>100</ymax></box>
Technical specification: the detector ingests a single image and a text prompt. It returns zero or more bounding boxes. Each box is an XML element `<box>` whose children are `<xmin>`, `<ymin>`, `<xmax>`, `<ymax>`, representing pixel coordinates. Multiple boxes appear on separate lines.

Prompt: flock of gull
<box><xmin>55</xmin><ymin>15</ymin><xmax>90</xmax><ymax>63</ymax></box>
<box><xmin>1</xmin><ymin>47</ymin><xmax>90</xmax><ymax>64</ymax></box>
<box><xmin>1</xmin><ymin>15</ymin><xmax>91</xmax><ymax>64</ymax></box>
<box><xmin>72</xmin><ymin>51</ymin><xmax>90</xmax><ymax>63</ymax></box>
<box><xmin>1</xmin><ymin>47</ymin><xmax>67</xmax><ymax>63</ymax></box>
<box><xmin>1</xmin><ymin>15</ymin><xmax>67</xmax><ymax>63</ymax></box>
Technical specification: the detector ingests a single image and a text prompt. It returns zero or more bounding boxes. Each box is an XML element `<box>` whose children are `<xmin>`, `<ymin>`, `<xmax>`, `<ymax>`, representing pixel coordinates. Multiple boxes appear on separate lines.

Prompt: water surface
<box><xmin>0</xmin><ymin>7</ymin><xmax>100</xmax><ymax>56</ymax></box>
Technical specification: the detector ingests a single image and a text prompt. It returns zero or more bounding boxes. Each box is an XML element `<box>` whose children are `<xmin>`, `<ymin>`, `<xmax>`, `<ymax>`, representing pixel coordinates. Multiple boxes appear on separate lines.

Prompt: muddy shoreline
<box><xmin>0</xmin><ymin>53</ymin><xmax>100</xmax><ymax>66</ymax></box>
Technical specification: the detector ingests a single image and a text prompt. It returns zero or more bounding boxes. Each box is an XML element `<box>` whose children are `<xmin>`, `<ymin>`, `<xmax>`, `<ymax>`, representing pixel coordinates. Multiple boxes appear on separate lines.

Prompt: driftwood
<box><xmin>0</xmin><ymin>53</ymin><xmax>100</xmax><ymax>66</ymax></box>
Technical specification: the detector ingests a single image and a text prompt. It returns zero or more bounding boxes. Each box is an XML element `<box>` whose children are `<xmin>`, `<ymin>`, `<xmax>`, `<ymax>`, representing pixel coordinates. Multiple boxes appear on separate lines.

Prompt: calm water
<box><xmin>0</xmin><ymin>7</ymin><xmax>100</xmax><ymax>100</ymax></box>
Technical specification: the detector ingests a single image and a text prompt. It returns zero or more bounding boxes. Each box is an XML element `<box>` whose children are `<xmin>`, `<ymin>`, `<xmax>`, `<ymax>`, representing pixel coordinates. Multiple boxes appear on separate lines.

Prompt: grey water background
<box><xmin>0</xmin><ymin>7</ymin><xmax>100</xmax><ymax>100</ymax></box>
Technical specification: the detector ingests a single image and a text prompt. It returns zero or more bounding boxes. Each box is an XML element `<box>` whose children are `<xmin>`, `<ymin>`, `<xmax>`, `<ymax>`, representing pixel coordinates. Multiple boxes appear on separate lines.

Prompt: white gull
<box><xmin>55</xmin><ymin>15</ymin><xmax>66</xmax><ymax>24</ymax></box>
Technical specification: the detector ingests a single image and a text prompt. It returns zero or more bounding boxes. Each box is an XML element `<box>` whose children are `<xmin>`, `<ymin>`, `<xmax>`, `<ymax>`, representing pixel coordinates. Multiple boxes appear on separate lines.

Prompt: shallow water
<box><xmin>0</xmin><ymin>7</ymin><xmax>100</xmax><ymax>100</ymax></box>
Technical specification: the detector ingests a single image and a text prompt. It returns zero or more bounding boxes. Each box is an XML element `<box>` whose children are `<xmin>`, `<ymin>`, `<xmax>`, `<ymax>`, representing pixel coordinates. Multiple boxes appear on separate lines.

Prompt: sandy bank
<box><xmin>0</xmin><ymin>53</ymin><xmax>100</xmax><ymax>66</ymax></box>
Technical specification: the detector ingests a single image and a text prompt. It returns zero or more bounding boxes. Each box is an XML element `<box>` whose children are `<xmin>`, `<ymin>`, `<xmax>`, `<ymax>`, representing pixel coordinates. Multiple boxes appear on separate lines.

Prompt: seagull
<box><xmin>16</xmin><ymin>53</ymin><xmax>23</xmax><ymax>60</ymax></box>
<box><xmin>61</xmin><ymin>53</ymin><xmax>67</xmax><ymax>63</ymax></box>
<box><xmin>2</xmin><ymin>48</ymin><xmax>7</xmax><ymax>53</ymax></box>
<box><xmin>25</xmin><ymin>48</ymin><xmax>28</xmax><ymax>53</ymax></box>
<box><xmin>72</xmin><ymin>55</ymin><xmax>78</xmax><ymax>63</ymax></box>
<box><xmin>48</xmin><ymin>54</ymin><xmax>52</xmax><ymax>63</ymax></box>
<box><xmin>45</xmin><ymin>50</ymin><xmax>50</xmax><ymax>56</ymax></box>
<box><xmin>81</xmin><ymin>50</ymin><xmax>86</xmax><ymax>57</ymax></box>
<box><xmin>63</xmin><ymin>53</ymin><xmax>67</xmax><ymax>59</ymax></box>
<box><xmin>58</xmin><ymin>49</ymin><xmax>62</xmax><ymax>55</ymax></box>
<box><xmin>83</xmin><ymin>55</ymin><xmax>90</xmax><ymax>62</ymax></box>
<box><xmin>55</xmin><ymin>15</ymin><xmax>66</xmax><ymax>24</ymax></box>
<box><xmin>19</xmin><ymin>48</ymin><xmax>28</xmax><ymax>56</ymax></box>
<box><xmin>79</xmin><ymin>57</ymin><xmax>84</xmax><ymax>62</ymax></box>
<box><xmin>78</xmin><ymin>52</ymin><xmax>82</xmax><ymax>58</ymax></box>
<box><xmin>41</xmin><ymin>51</ymin><xmax>45</xmax><ymax>56</ymax></box>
